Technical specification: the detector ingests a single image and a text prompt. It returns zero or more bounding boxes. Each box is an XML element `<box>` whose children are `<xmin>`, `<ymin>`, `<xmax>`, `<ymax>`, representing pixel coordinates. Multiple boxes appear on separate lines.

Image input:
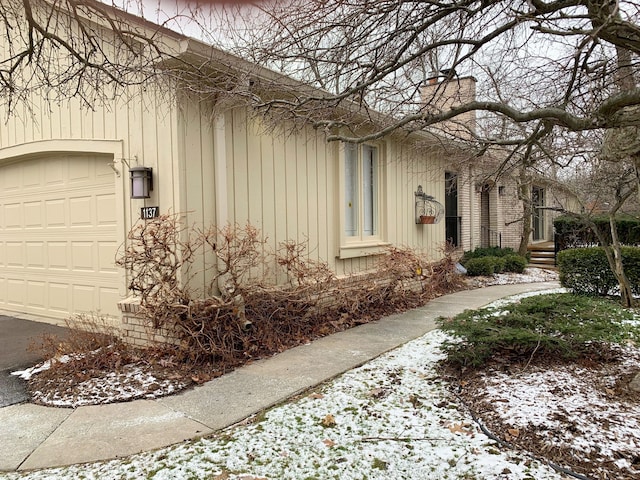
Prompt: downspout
<box><xmin>468</xmin><ymin>164</ymin><xmax>475</xmax><ymax>250</ymax></box>
<box><xmin>213</xmin><ymin>113</ymin><xmax>229</xmax><ymax>294</ymax></box>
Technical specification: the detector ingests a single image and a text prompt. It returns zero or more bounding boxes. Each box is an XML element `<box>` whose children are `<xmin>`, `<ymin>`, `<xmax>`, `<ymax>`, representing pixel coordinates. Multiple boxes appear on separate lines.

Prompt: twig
<box><xmin>522</xmin><ymin>337</ymin><xmax>542</xmax><ymax>372</ymax></box>
<box><xmin>361</xmin><ymin>436</ymin><xmax>447</xmax><ymax>442</ymax></box>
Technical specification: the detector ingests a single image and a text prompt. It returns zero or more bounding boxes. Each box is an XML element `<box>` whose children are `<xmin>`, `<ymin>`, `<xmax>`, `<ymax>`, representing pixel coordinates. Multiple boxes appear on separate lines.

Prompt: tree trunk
<box><xmin>608</xmin><ymin>215</ymin><xmax>635</xmax><ymax>307</ymax></box>
<box><xmin>589</xmin><ymin>215</ymin><xmax>636</xmax><ymax>308</ymax></box>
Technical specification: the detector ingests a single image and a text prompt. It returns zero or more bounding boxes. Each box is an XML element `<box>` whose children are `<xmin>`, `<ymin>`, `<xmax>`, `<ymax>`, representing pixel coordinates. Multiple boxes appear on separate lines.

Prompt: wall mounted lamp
<box><xmin>415</xmin><ymin>185</ymin><xmax>444</xmax><ymax>224</ymax></box>
<box><xmin>130</xmin><ymin>166</ymin><xmax>153</xmax><ymax>199</ymax></box>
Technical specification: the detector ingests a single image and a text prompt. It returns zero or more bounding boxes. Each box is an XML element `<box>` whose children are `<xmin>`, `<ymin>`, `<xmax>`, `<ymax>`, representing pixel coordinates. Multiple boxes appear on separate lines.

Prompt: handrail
<box><xmin>480</xmin><ymin>226</ymin><xmax>502</xmax><ymax>248</ymax></box>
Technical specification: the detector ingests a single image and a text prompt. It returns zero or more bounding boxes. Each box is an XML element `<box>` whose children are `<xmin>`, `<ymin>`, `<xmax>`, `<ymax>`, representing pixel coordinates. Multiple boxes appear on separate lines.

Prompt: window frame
<box><xmin>339</xmin><ymin>141</ymin><xmax>388</xmax><ymax>259</ymax></box>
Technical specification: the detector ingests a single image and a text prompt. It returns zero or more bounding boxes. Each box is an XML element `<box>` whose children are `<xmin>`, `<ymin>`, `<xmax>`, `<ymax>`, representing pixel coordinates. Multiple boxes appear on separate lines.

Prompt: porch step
<box><xmin>527</xmin><ymin>242</ymin><xmax>556</xmax><ymax>269</ymax></box>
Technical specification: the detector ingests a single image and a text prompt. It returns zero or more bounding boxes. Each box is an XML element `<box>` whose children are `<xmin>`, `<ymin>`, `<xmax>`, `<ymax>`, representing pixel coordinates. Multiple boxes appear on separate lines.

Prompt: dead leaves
<box><xmin>369</xmin><ymin>387</ymin><xmax>387</xmax><ymax>399</ymax></box>
<box><xmin>446</xmin><ymin>422</ymin><xmax>475</xmax><ymax>436</ymax></box>
<box><xmin>505</xmin><ymin>428</ymin><xmax>520</xmax><ymax>442</ymax></box>
<box><xmin>321</xmin><ymin>414</ymin><xmax>337</xmax><ymax>428</ymax></box>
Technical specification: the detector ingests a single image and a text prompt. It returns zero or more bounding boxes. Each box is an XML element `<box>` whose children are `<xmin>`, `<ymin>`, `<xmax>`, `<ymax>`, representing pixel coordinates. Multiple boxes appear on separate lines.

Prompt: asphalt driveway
<box><xmin>0</xmin><ymin>316</ymin><xmax>70</xmax><ymax>407</ymax></box>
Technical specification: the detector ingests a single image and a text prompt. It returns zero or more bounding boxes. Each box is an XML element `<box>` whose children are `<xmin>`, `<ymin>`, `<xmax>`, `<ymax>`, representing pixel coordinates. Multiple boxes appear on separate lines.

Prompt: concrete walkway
<box><xmin>0</xmin><ymin>282</ymin><xmax>559</xmax><ymax>472</ymax></box>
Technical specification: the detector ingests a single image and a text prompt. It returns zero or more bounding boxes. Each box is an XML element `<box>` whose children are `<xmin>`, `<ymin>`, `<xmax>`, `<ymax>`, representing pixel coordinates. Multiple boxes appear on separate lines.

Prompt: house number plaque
<box><xmin>141</xmin><ymin>206</ymin><xmax>160</xmax><ymax>219</ymax></box>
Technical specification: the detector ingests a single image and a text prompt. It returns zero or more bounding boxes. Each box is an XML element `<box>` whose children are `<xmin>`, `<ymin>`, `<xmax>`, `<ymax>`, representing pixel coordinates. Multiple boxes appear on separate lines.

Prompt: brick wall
<box><xmin>420</xmin><ymin>76</ymin><xmax>477</xmax><ymax>139</ymax></box>
<box><xmin>118</xmin><ymin>298</ymin><xmax>181</xmax><ymax>347</ymax></box>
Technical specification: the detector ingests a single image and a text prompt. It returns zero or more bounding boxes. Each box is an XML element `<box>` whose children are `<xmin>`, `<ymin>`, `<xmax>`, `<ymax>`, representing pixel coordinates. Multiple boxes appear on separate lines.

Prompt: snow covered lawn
<box><xmin>2</xmin><ymin>329</ymin><xmax>566</xmax><ymax>480</ymax></box>
<box><xmin>3</xmin><ymin>271</ymin><xmax>638</xmax><ymax>479</ymax></box>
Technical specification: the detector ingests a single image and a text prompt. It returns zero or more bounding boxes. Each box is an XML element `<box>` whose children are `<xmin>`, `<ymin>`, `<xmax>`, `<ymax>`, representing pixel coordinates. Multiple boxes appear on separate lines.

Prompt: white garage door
<box><xmin>0</xmin><ymin>154</ymin><xmax>120</xmax><ymax>320</ymax></box>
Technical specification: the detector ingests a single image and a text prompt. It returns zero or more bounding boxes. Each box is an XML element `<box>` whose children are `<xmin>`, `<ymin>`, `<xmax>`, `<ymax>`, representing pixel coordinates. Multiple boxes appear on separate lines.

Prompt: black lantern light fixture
<box><xmin>130</xmin><ymin>166</ymin><xmax>153</xmax><ymax>199</ymax></box>
<box><xmin>415</xmin><ymin>185</ymin><xmax>444</xmax><ymax>224</ymax></box>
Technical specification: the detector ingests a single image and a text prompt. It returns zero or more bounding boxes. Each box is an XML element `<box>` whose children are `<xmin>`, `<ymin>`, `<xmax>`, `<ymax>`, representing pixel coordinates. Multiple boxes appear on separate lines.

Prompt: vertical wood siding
<box><xmin>222</xmin><ymin>109</ymin><xmax>447</xmax><ymax>279</ymax></box>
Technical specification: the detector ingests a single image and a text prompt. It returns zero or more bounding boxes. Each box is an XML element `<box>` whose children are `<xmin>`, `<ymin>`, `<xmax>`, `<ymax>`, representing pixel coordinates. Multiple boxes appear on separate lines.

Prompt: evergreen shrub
<box><xmin>462</xmin><ymin>247</ymin><xmax>527</xmax><ymax>275</ymax></box>
<box><xmin>557</xmin><ymin>246</ymin><xmax>640</xmax><ymax>296</ymax></box>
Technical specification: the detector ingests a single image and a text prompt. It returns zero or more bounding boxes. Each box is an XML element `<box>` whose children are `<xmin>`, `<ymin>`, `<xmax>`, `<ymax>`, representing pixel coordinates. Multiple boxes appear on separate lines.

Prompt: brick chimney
<box><xmin>420</xmin><ymin>74</ymin><xmax>477</xmax><ymax>138</ymax></box>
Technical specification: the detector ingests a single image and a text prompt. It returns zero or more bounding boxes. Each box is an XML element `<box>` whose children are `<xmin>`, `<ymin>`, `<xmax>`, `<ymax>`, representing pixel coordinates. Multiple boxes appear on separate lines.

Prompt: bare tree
<box><xmin>222</xmin><ymin>0</ymin><xmax>640</xmax><ymax>305</ymax></box>
<box><xmin>2</xmin><ymin>1</ymin><xmax>640</xmax><ymax>304</ymax></box>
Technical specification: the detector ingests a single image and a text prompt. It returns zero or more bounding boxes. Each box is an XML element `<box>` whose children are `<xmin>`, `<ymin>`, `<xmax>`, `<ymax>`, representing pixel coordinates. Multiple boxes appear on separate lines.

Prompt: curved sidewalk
<box><xmin>0</xmin><ymin>281</ymin><xmax>559</xmax><ymax>472</ymax></box>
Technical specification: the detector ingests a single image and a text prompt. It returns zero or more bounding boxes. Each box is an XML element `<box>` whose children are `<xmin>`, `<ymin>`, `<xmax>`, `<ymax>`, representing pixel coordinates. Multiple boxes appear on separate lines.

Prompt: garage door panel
<box><xmin>27</xmin><ymin>281</ymin><xmax>46</xmax><ymax>309</ymax></box>
<box><xmin>96</xmin><ymin>161</ymin><xmax>115</xmax><ymax>181</ymax></box>
<box><xmin>49</xmin><ymin>283</ymin><xmax>70</xmax><ymax>313</ymax></box>
<box><xmin>45</xmin><ymin>158</ymin><xmax>65</xmax><ymax>185</ymax></box>
<box><xmin>24</xmin><ymin>201</ymin><xmax>43</xmax><ymax>228</ymax></box>
<box><xmin>69</xmin><ymin>196</ymin><xmax>93</xmax><ymax>226</ymax></box>
<box><xmin>99</xmin><ymin>287</ymin><xmax>120</xmax><ymax>316</ymax></box>
<box><xmin>0</xmin><ymin>154</ymin><xmax>119</xmax><ymax>320</ymax></box>
<box><xmin>71</xmin><ymin>242</ymin><xmax>95</xmax><ymax>271</ymax></box>
<box><xmin>47</xmin><ymin>242</ymin><xmax>68</xmax><ymax>269</ymax></box>
<box><xmin>6</xmin><ymin>242</ymin><xmax>23</xmax><ymax>266</ymax></box>
<box><xmin>45</xmin><ymin>199</ymin><xmax>66</xmax><ymax>227</ymax></box>
<box><xmin>69</xmin><ymin>160</ymin><xmax>90</xmax><ymax>183</ymax></box>
<box><xmin>98</xmin><ymin>242</ymin><xmax>118</xmax><ymax>273</ymax></box>
<box><xmin>22</xmin><ymin>162</ymin><xmax>42</xmax><ymax>188</ymax></box>
<box><xmin>2</xmin><ymin>165</ymin><xmax>20</xmax><ymax>192</ymax></box>
<box><xmin>5</xmin><ymin>203</ymin><xmax>21</xmax><ymax>228</ymax></box>
<box><xmin>7</xmin><ymin>279</ymin><xmax>26</xmax><ymax>306</ymax></box>
<box><xmin>72</xmin><ymin>284</ymin><xmax>96</xmax><ymax>313</ymax></box>
<box><xmin>26</xmin><ymin>242</ymin><xmax>45</xmax><ymax>268</ymax></box>
<box><xmin>96</xmin><ymin>193</ymin><xmax>117</xmax><ymax>225</ymax></box>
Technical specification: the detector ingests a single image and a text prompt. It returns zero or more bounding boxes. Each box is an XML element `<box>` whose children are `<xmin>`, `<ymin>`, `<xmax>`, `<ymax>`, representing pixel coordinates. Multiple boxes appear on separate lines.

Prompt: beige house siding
<box><xmin>217</xmin><ymin>108</ymin><xmax>448</xmax><ymax>280</ymax></box>
<box><xmin>0</xmin><ymin>85</ymin><xmax>182</xmax><ymax>322</ymax></box>
<box><xmin>0</xmin><ymin>5</ymin><xmax>453</xmax><ymax>325</ymax></box>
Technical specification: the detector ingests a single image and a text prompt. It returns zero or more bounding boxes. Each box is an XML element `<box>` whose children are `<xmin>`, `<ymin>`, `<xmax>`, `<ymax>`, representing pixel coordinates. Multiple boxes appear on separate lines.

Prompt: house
<box><xmin>421</xmin><ymin>75</ymin><xmax>561</xmax><ymax>254</ymax></box>
<box><xmin>0</xmin><ymin>3</ymin><xmax>553</xmax><ymax>335</ymax></box>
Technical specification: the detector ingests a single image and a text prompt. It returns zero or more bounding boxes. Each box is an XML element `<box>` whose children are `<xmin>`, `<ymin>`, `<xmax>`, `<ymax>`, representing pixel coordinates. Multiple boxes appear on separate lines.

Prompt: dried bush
<box><xmin>29</xmin><ymin>313</ymin><xmax>134</xmax><ymax>380</ymax></box>
<box><xmin>116</xmin><ymin>213</ymin><xmax>193</xmax><ymax>328</ymax></box>
<box><xmin>116</xmin><ymin>217</ymin><xmax>464</xmax><ymax>367</ymax></box>
<box><xmin>198</xmin><ymin>222</ymin><xmax>268</xmax><ymax>296</ymax></box>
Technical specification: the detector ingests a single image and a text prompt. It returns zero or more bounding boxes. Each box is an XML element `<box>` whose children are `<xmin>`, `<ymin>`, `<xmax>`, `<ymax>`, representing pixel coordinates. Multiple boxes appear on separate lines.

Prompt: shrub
<box><xmin>439</xmin><ymin>293</ymin><xmax>640</xmax><ymax>368</ymax></box>
<box><xmin>554</xmin><ymin>215</ymin><xmax>640</xmax><ymax>250</ymax></box>
<box><xmin>461</xmin><ymin>246</ymin><xmax>516</xmax><ymax>264</ymax></box>
<box><xmin>464</xmin><ymin>253</ymin><xmax>525</xmax><ymax>276</ymax></box>
<box><xmin>503</xmin><ymin>254</ymin><xmax>527</xmax><ymax>273</ymax></box>
<box><xmin>116</xmin><ymin>216</ymin><xmax>466</xmax><ymax>364</ymax></box>
<box><xmin>557</xmin><ymin>246</ymin><xmax>640</xmax><ymax>296</ymax></box>
<box><xmin>465</xmin><ymin>256</ymin><xmax>497</xmax><ymax>276</ymax></box>
<box><xmin>492</xmin><ymin>256</ymin><xmax>506</xmax><ymax>273</ymax></box>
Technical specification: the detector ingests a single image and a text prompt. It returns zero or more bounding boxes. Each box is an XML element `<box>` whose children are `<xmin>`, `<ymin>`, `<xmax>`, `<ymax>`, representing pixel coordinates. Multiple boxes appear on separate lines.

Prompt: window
<box><xmin>344</xmin><ymin>143</ymin><xmax>379</xmax><ymax>238</ymax></box>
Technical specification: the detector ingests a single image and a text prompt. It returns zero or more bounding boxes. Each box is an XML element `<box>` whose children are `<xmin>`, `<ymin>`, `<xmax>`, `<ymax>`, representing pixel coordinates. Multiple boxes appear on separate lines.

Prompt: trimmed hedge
<box><xmin>465</xmin><ymin>257</ymin><xmax>498</xmax><ymax>276</ymax></box>
<box><xmin>555</xmin><ymin>215</ymin><xmax>640</xmax><ymax>250</ymax></box>
<box><xmin>557</xmin><ymin>246</ymin><xmax>640</xmax><ymax>296</ymax></box>
<box><xmin>462</xmin><ymin>246</ymin><xmax>516</xmax><ymax>261</ymax></box>
<box><xmin>462</xmin><ymin>247</ymin><xmax>528</xmax><ymax>276</ymax></box>
<box><xmin>503</xmin><ymin>254</ymin><xmax>527</xmax><ymax>274</ymax></box>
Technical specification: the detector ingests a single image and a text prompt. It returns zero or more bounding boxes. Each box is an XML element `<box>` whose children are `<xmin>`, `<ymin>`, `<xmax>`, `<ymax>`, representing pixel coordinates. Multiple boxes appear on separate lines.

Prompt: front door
<box><xmin>480</xmin><ymin>186</ymin><xmax>490</xmax><ymax>247</ymax></box>
<box><xmin>445</xmin><ymin>172</ymin><xmax>459</xmax><ymax>247</ymax></box>
<box><xmin>532</xmin><ymin>186</ymin><xmax>545</xmax><ymax>241</ymax></box>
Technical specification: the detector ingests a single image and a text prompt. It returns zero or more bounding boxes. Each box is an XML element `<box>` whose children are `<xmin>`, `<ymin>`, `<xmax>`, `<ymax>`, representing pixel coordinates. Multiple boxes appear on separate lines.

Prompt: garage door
<box><xmin>0</xmin><ymin>154</ymin><xmax>120</xmax><ymax>320</ymax></box>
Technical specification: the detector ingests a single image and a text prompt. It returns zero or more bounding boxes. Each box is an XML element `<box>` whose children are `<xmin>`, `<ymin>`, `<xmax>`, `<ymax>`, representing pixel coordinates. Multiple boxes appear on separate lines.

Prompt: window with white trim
<box><xmin>344</xmin><ymin>143</ymin><xmax>379</xmax><ymax>239</ymax></box>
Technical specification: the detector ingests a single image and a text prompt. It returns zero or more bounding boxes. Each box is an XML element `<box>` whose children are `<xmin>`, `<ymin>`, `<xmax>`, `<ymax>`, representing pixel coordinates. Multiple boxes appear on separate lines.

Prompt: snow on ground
<box><xmin>12</xmin><ymin>354</ymin><xmax>189</xmax><ymax>408</ymax></box>
<box><xmin>470</xmin><ymin>345</ymin><xmax>640</xmax><ymax>478</ymax></box>
<box><xmin>7</xmin><ymin>270</ymin><xmax>637</xmax><ymax>479</ymax></box>
<box><xmin>465</xmin><ymin>267</ymin><xmax>559</xmax><ymax>288</ymax></box>
<box><xmin>3</xmin><ymin>323</ymin><xmax>568</xmax><ymax>479</ymax></box>
<box><xmin>14</xmin><ymin>365</ymin><xmax>187</xmax><ymax>407</ymax></box>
